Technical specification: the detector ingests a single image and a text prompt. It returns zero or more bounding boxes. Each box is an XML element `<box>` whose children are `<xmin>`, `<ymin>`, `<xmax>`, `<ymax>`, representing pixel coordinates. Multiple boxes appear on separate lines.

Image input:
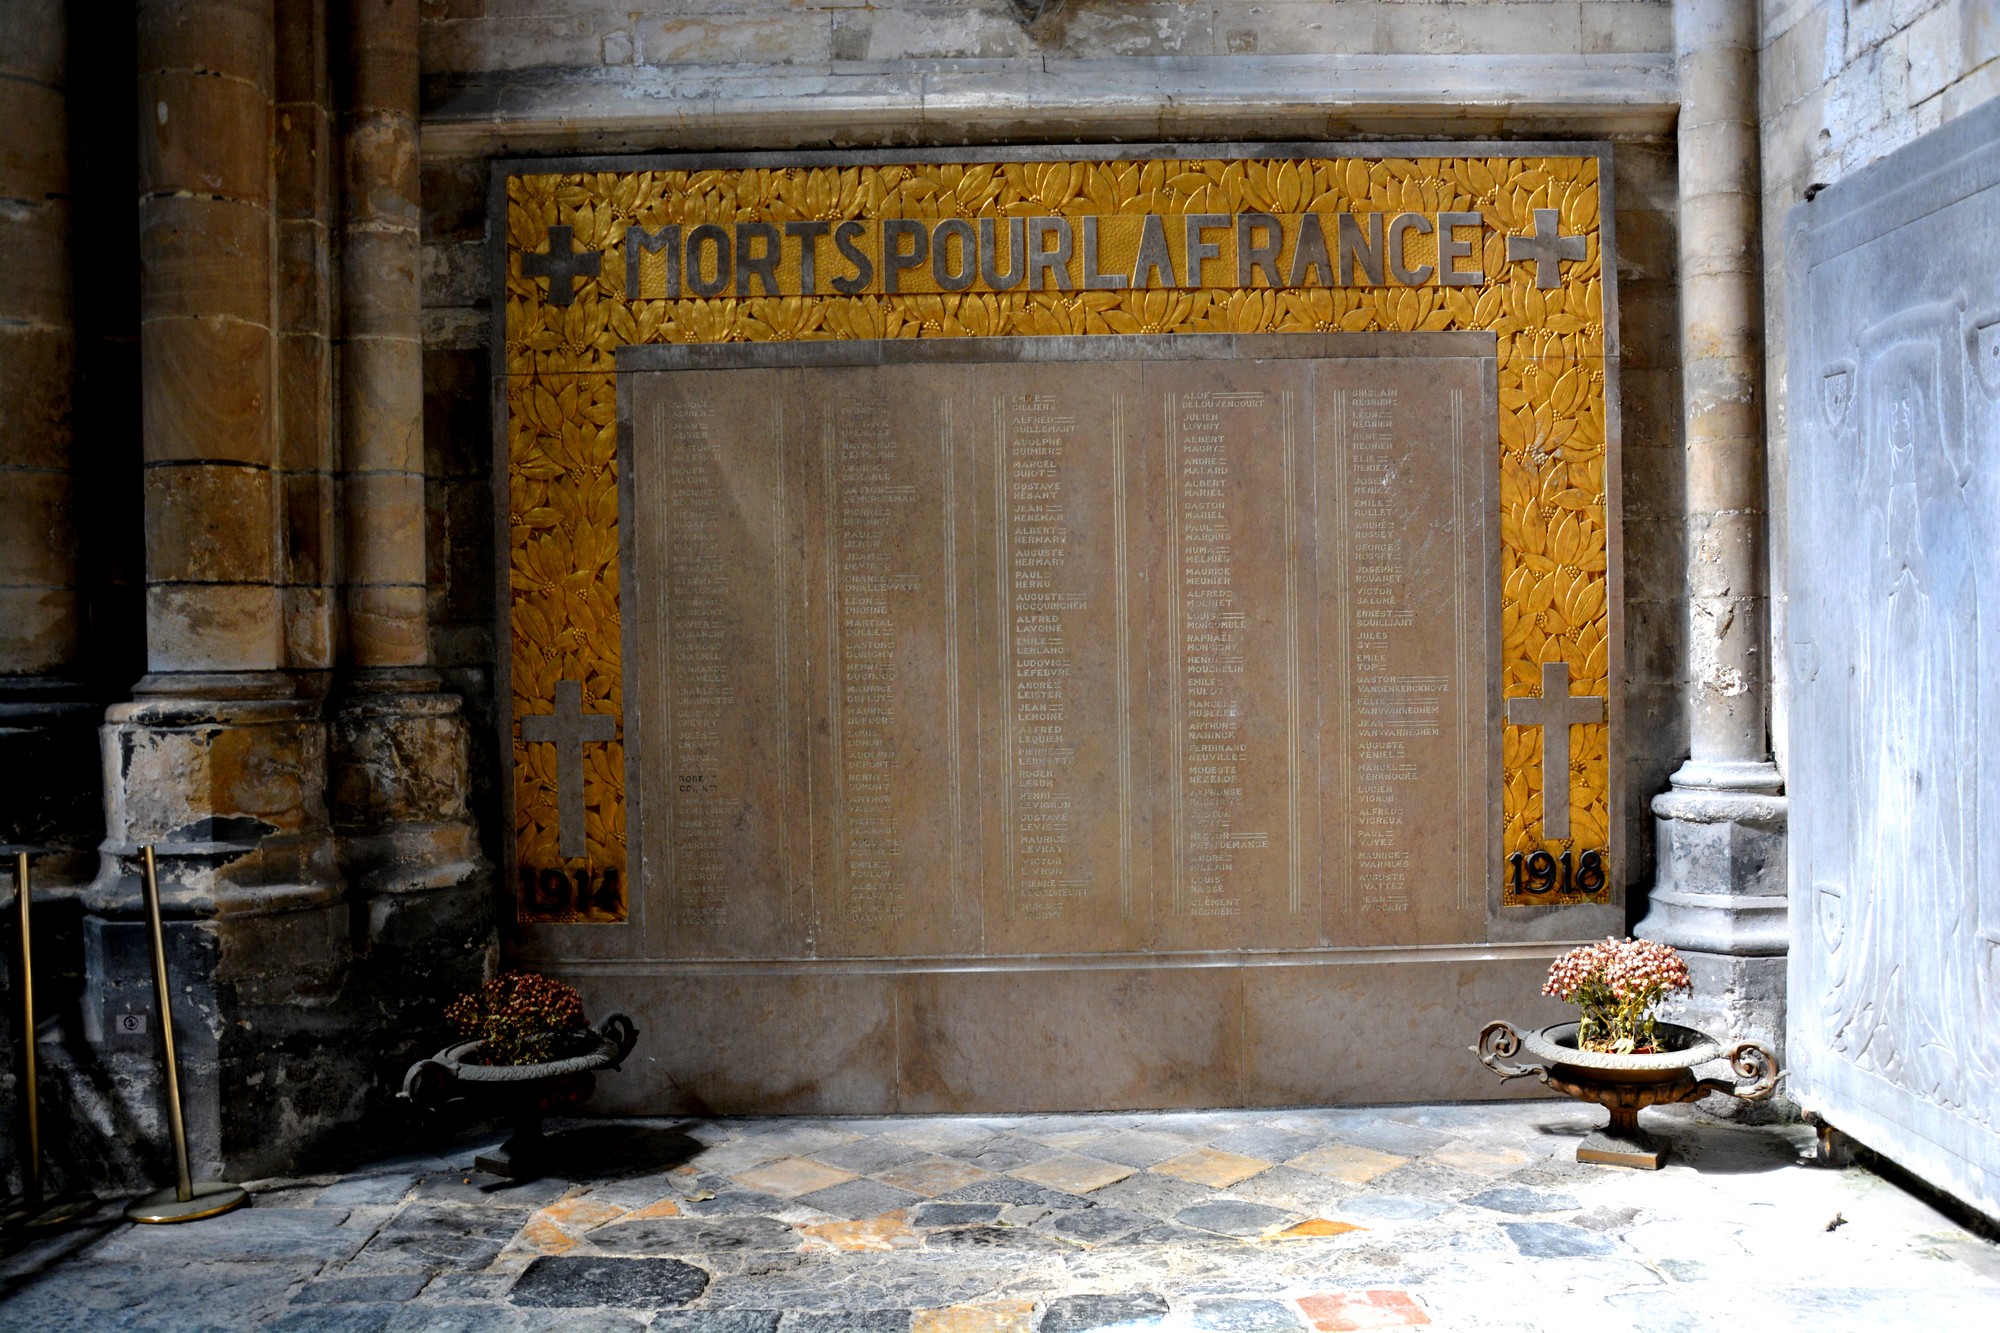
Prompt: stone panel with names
<box><xmin>1320</xmin><ymin>366</ymin><xmax>1489</xmax><ymax>946</ymax></box>
<box><xmin>805</xmin><ymin>375</ymin><xmax>974</xmax><ymax>958</ymax></box>
<box><xmin>622</xmin><ymin>335</ymin><xmax>1493</xmax><ymax>961</ymax></box>
<box><xmin>975</xmin><ymin>364</ymin><xmax>1146</xmax><ymax>955</ymax></box>
<box><xmin>631</xmin><ymin>370</ymin><xmax>800</xmax><ymax>956</ymax></box>
<box><xmin>1147</xmin><ymin>369</ymin><xmax>1317</xmax><ymax>951</ymax></box>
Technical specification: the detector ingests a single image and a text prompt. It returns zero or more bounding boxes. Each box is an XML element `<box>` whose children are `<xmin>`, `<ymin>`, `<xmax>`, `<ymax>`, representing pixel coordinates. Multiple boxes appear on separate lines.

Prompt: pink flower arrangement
<box><xmin>1543</xmin><ymin>937</ymin><xmax>1692</xmax><ymax>1054</ymax></box>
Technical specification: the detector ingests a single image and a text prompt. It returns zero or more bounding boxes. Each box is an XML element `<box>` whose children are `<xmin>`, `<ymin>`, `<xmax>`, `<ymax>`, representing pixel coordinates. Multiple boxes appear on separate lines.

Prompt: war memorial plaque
<box><xmin>497</xmin><ymin>146</ymin><xmax>1625</xmax><ymax>1111</ymax></box>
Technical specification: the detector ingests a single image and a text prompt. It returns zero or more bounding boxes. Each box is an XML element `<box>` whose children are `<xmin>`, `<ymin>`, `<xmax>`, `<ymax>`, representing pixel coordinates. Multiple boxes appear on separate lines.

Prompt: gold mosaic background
<box><xmin>504</xmin><ymin>155</ymin><xmax>1614</xmax><ymax>922</ymax></box>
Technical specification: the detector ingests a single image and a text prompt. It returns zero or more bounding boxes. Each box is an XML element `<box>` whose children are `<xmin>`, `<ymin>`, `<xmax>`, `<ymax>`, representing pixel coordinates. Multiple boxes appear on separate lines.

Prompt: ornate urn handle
<box><xmin>401</xmin><ymin>1057</ymin><xmax>455</xmax><ymax>1111</ymax></box>
<box><xmin>596</xmin><ymin>1011</ymin><xmax>639</xmax><ymax>1068</ymax></box>
<box><xmin>1473</xmin><ymin>1020</ymin><xmax>1550</xmax><ymax>1084</ymax></box>
<box><xmin>1693</xmin><ymin>1040</ymin><xmax>1781</xmax><ymax>1102</ymax></box>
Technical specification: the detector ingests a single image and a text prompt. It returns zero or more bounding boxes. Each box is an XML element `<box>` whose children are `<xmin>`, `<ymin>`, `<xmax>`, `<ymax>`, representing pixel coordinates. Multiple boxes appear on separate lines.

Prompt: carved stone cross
<box><xmin>1506</xmin><ymin>661</ymin><xmax>1605</xmax><ymax>840</ymax></box>
<box><xmin>522</xmin><ymin>679</ymin><xmax>617</xmax><ymax>858</ymax></box>
<box><xmin>1507</xmin><ymin>208</ymin><xmax>1587</xmax><ymax>289</ymax></box>
<box><xmin>521</xmin><ymin>224</ymin><xmax>603</xmax><ymax>307</ymax></box>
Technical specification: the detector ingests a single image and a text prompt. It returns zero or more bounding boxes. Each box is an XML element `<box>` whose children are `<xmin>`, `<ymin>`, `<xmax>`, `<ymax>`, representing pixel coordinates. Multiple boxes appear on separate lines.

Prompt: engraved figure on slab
<box><xmin>1827</xmin><ymin>302</ymin><xmax>1992</xmax><ymax>1120</ymax></box>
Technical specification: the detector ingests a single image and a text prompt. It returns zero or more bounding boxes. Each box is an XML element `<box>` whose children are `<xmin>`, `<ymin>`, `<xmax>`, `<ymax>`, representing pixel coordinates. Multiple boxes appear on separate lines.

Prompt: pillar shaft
<box><xmin>1638</xmin><ymin>0</ymin><xmax>1789</xmax><ymax>1089</ymax></box>
<box><xmin>327</xmin><ymin>0</ymin><xmax>488</xmax><ymax>922</ymax></box>
<box><xmin>138</xmin><ymin>0</ymin><xmax>283</xmax><ymax>678</ymax></box>
<box><xmin>0</xmin><ymin>0</ymin><xmax>78</xmax><ymax>678</ymax></box>
<box><xmin>276</xmin><ymin>0</ymin><xmax>338</xmax><ymax>679</ymax></box>
<box><xmin>1673</xmin><ymin>0</ymin><xmax>1778</xmax><ymax>792</ymax></box>
<box><xmin>0</xmin><ymin>0</ymin><xmax>102</xmax><ymax>889</ymax></box>
<box><xmin>339</xmin><ymin>0</ymin><xmax>428</xmax><ymax>670</ymax></box>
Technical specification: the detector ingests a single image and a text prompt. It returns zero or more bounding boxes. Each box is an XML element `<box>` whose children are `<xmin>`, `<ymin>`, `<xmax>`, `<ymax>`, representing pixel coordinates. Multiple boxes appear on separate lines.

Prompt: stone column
<box><xmin>275</xmin><ymin>0</ymin><xmax>339</xmax><ymax>686</ymax></box>
<box><xmin>1637</xmin><ymin>0</ymin><xmax>1788</xmax><ymax>1068</ymax></box>
<box><xmin>330</xmin><ymin>0</ymin><xmax>487</xmax><ymax>962</ymax></box>
<box><xmin>79</xmin><ymin>0</ymin><xmax>351</xmax><ymax>1184</ymax></box>
<box><xmin>0</xmin><ymin>0</ymin><xmax>98</xmax><ymax>889</ymax></box>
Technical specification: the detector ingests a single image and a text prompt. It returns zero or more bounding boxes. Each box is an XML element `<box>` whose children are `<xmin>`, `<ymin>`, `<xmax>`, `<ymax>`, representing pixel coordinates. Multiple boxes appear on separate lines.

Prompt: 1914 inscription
<box><xmin>625</xmin><ymin>334</ymin><xmax>1494</xmax><ymax>959</ymax></box>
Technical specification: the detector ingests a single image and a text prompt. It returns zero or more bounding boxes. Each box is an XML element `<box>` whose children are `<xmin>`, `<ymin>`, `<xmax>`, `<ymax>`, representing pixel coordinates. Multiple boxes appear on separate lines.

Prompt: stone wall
<box><xmin>419</xmin><ymin>0</ymin><xmax>1675</xmax><ymax>70</ymax></box>
<box><xmin>1760</xmin><ymin>0</ymin><xmax>2000</xmax><ymax>768</ymax></box>
<box><xmin>415</xmin><ymin>0</ymin><xmax>1691</xmax><ymax>912</ymax></box>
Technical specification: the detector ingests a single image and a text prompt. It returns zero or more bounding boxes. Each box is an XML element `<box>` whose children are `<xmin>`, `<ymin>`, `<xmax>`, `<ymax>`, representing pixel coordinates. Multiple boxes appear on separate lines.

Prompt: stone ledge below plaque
<box><xmin>556</xmin><ymin>951</ymin><xmax>1574</xmax><ymax>1115</ymax></box>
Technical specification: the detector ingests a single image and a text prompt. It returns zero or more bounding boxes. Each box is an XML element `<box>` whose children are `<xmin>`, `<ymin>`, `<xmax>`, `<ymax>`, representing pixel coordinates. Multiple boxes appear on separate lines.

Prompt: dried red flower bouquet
<box><xmin>1543</xmin><ymin>937</ymin><xmax>1692</xmax><ymax>1054</ymax></box>
<box><xmin>444</xmin><ymin>972</ymin><xmax>594</xmax><ymax>1066</ymax></box>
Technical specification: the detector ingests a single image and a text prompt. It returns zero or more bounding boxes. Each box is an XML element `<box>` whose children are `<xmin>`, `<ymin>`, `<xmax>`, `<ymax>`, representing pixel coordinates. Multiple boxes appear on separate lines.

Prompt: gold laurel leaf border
<box><xmin>503</xmin><ymin>155</ymin><xmax>1614</xmax><ymax>922</ymax></box>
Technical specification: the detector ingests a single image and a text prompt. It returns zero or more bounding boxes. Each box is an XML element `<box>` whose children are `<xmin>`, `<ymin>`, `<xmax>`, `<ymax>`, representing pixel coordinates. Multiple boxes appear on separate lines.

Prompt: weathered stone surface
<box><xmin>508</xmin><ymin>1255</ymin><xmax>708</xmax><ymax>1309</ymax></box>
<box><xmin>778</xmin><ymin>1313</ymin><xmax>911</xmax><ymax>1333</ymax></box>
<box><xmin>1172</xmin><ymin>1200</ymin><xmax>1296</xmax><ymax>1238</ymax></box>
<box><xmin>651</xmin><ymin>1315</ymin><xmax>783</xmax><ymax>1333</ymax></box>
<box><xmin>362</xmin><ymin>1202</ymin><xmax>535</xmax><ymax>1270</ymax></box>
<box><xmin>1499</xmin><ymin>1221</ymin><xmax>1618</xmax><ymax>1258</ymax></box>
<box><xmin>1040</xmin><ymin>1294</ymin><xmax>1169</xmax><ymax>1333</ymax></box>
<box><xmin>793</xmin><ymin>1178</ymin><xmax>923</xmax><ymax>1222</ymax></box>
<box><xmin>1463</xmin><ymin>1187</ymin><xmax>1580</xmax><ymax>1215</ymax></box>
<box><xmin>931</xmin><ymin>1178</ymin><xmax>1093</xmax><ymax>1211</ymax></box>
<box><xmin>1184</xmin><ymin>1300</ymin><xmax>1310</xmax><ymax>1333</ymax></box>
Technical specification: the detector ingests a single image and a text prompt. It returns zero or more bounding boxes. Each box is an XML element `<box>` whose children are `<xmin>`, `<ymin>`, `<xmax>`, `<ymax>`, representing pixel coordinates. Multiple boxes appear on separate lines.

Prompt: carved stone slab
<box><xmin>622</xmin><ymin>333</ymin><xmax>1496</xmax><ymax>962</ymax></box>
<box><xmin>1787</xmin><ymin>95</ymin><xmax>2000</xmax><ymax>1220</ymax></box>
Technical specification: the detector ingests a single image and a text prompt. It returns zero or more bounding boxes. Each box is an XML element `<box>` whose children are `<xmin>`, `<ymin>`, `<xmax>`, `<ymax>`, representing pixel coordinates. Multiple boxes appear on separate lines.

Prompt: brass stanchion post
<box><xmin>124</xmin><ymin>845</ymin><xmax>247</xmax><ymax>1223</ymax></box>
<box><xmin>2</xmin><ymin>850</ymin><xmax>96</xmax><ymax>1234</ymax></box>
<box><xmin>18</xmin><ymin>852</ymin><xmax>39</xmax><ymax>1211</ymax></box>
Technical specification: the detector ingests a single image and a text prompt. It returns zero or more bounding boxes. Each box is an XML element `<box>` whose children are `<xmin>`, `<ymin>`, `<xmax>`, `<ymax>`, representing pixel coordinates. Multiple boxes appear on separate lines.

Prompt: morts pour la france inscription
<box><xmin>527</xmin><ymin>207</ymin><xmax>1587</xmax><ymax>305</ymax></box>
<box><xmin>500</xmin><ymin>149</ymin><xmax>1621</xmax><ymax>931</ymax></box>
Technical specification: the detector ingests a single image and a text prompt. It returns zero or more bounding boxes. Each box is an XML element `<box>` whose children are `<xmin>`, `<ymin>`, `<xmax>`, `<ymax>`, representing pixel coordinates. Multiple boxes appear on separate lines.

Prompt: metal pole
<box><xmin>124</xmin><ymin>845</ymin><xmax>246</xmax><ymax>1223</ymax></box>
<box><xmin>2</xmin><ymin>850</ymin><xmax>96</xmax><ymax>1235</ymax></box>
<box><xmin>140</xmin><ymin>846</ymin><xmax>192</xmax><ymax>1202</ymax></box>
<box><xmin>17</xmin><ymin>852</ymin><xmax>39</xmax><ymax>1209</ymax></box>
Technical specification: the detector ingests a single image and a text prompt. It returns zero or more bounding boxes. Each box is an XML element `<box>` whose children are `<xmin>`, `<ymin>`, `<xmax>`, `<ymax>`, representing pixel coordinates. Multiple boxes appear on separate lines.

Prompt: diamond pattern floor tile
<box><xmin>1287</xmin><ymin>1142</ymin><xmax>1410</xmax><ymax>1185</ymax></box>
<box><xmin>729</xmin><ymin>1157</ymin><xmax>858</xmax><ymax>1199</ymax></box>
<box><xmin>870</xmin><ymin>1156</ymin><xmax>994</xmax><ymax>1198</ymax></box>
<box><xmin>1149</xmin><ymin>1148</ymin><xmax>1273</xmax><ymax>1189</ymax></box>
<box><xmin>1008</xmin><ymin>1154</ymin><xmax>1136</xmax><ymax>1195</ymax></box>
<box><xmin>1084</xmin><ymin>1130</ymin><xmax>1202</xmax><ymax>1168</ymax></box>
<box><xmin>792</xmin><ymin>1178</ymin><xmax>923</xmax><ymax>1222</ymax></box>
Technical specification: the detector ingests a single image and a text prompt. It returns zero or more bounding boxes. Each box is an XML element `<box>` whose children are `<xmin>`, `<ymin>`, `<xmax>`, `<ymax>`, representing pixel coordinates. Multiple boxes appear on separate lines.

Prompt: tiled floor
<box><xmin>3</xmin><ymin>1101</ymin><xmax>1998</xmax><ymax>1331</ymax></box>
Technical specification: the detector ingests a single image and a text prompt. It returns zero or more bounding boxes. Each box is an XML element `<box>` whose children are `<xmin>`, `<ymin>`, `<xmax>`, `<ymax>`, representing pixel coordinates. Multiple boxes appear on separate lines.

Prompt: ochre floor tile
<box><xmin>619</xmin><ymin>1197</ymin><xmax>683</xmax><ymax>1221</ymax></box>
<box><xmin>914</xmin><ymin>1301</ymin><xmax>1037</xmax><ymax>1333</ymax></box>
<box><xmin>1149</xmin><ymin>1147</ymin><xmax>1273</xmax><ymax>1188</ymax></box>
<box><xmin>798</xmin><ymin>1210</ymin><xmax>920</xmax><ymax>1252</ymax></box>
<box><xmin>516</xmin><ymin>1216</ymin><xmax>580</xmax><ymax>1256</ymax></box>
<box><xmin>731</xmin><ymin>1156</ymin><xmax>859</xmax><ymax>1198</ymax></box>
<box><xmin>1427</xmin><ymin>1143</ymin><xmax>1532</xmax><ymax>1177</ymax></box>
<box><xmin>1288</xmin><ymin>1142</ymin><xmax>1410</xmax><ymax>1185</ymax></box>
<box><xmin>1272</xmin><ymin>1217</ymin><xmax>1367</xmax><ymax>1240</ymax></box>
<box><xmin>1010</xmin><ymin>1154</ymin><xmax>1135</xmax><ymax>1194</ymax></box>
<box><xmin>1297</xmin><ymin>1290</ymin><xmax>1431</xmax><ymax>1330</ymax></box>
<box><xmin>541</xmin><ymin>1198</ymin><xmax>627</xmax><ymax>1230</ymax></box>
<box><xmin>873</xmin><ymin>1156</ymin><xmax>995</xmax><ymax>1197</ymax></box>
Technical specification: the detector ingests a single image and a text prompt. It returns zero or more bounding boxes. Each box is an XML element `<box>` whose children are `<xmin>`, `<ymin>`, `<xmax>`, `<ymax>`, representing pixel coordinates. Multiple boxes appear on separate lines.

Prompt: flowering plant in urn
<box><xmin>444</xmin><ymin>971</ymin><xmax>595</xmax><ymax>1066</ymax></box>
<box><xmin>1543</xmin><ymin>937</ymin><xmax>1692</xmax><ymax>1055</ymax></box>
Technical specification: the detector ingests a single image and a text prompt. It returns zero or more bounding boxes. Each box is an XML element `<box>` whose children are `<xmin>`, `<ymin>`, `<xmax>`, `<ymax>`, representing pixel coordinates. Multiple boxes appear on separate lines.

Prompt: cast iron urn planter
<box><xmin>402</xmin><ymin>1012</ymin><xmax>639</xmax><ymax>1177</ymax></box>
<box><xmin>1474</xmin><ymin>1020</ymin><xmax>1778</xmax><ymax>1169</ymax></box>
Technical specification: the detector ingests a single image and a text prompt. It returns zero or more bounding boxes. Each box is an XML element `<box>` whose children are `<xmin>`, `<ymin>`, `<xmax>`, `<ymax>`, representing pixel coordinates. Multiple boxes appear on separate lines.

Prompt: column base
<box><xmin>1637</xmin><ymin>764</ymin><xmax>1790</xmax><ymax>1120</ymax></box>
<box><xmin>62</xmin><ymin>680</ymin><xmax>362</xmax><ymax>1185</ymax></box>
<box><xmin>328</xmin><ymin>675</ymin><xmax>496</xmax><ymax>1108</ymax></box>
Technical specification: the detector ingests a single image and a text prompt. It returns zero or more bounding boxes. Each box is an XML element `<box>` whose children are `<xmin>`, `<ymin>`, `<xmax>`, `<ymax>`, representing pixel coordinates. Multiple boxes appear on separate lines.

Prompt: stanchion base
<box><xmin>125</xmin><ymin>1181</ymin><xmax>248</xmax><ymax>1224</ymax></box>
<box><xmin>1</xmin><ymin>1192</ymin><xmax>101</xmax><ymax>1235</ymax></box>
